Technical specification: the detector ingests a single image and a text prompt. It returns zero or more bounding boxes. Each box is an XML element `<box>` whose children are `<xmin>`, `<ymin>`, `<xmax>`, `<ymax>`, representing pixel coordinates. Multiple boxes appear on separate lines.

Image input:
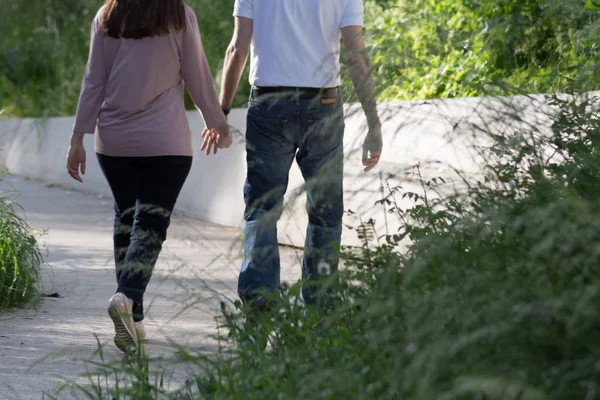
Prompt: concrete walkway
<box><xmin>0</xmin><ymin>175</ymin><xmax>299</xmax><ymax>399</ymax></box>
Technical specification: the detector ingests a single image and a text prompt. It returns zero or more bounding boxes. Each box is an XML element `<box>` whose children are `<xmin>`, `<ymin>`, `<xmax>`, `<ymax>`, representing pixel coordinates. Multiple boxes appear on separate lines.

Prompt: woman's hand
<box><xmin>66</xmin><ymin>133</ymin><xmax>86</xmax><ymax>182</ymax></box>
<box><xmin>200</xmin><ymin>121</ymin><xmax>233</xmax><ymax>155</ymax></box>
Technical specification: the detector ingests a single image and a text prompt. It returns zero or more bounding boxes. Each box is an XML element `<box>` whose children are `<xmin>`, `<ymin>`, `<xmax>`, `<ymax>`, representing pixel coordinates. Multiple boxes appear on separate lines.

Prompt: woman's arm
<box><xmin>180</xmin><ymin>9</ymin><xmax>227</xmax><ymax>130</ymax></box>
<box><xmin>73</xmin><ymin>12</ymin><xmax>108</xmax><ymax>135</ymax></box>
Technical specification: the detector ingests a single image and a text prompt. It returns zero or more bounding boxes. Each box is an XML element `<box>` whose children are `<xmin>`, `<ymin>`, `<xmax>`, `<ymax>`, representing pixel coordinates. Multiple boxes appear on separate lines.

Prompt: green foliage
<box><xmin>0</xmin><ymin>0</ymin><xmax>243</xmax><ymax>118</ymax></box>
<box><xmin>56</xmin><ymin>91</ymin><xmax>600</xmax><ymax>398</ymax></box>
<box><xmin>0</xmin><ymin>190</ymin><xmax>42</xmax><ymax>310</ymax></box>
<box><xmin>359</xmin><ymin>0</ymin><xmax>600</xmax><ymax>100</ymax></box>
<box><xmin>180</xmin><ymin>94</ymin><xmax>600</xmax><ymax>399</ymax></box>
<box><xmin>2</xmin><ymin>0</ymin><xmax>599</xmax><ymax>118</ymax></box>
<box><xmin>4</xmin><ymin>0</ymin><xmax>600</xmax><ymax>397</ymax></box>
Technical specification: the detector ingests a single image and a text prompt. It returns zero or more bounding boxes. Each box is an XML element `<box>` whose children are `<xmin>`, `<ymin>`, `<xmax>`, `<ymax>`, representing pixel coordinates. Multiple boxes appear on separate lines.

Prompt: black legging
<box><xmin>97</xmin><ymin>153</ymin><xmax>192</xmax><ymax>321</ymax></box>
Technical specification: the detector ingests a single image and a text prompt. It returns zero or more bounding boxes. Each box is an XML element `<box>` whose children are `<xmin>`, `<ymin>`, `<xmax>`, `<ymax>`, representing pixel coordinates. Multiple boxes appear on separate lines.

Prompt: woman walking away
<box><xmin>66</xmin><ymin>0</ymin><xmax>232</xmax><ymax>353</ymax></box>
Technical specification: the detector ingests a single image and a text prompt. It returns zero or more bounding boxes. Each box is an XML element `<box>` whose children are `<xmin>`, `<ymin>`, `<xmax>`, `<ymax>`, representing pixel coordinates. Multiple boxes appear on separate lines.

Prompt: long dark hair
<box><xmin>100</xmin><ymin>0</ymin><xmax>186</xmax><ymax>39</ymax></box>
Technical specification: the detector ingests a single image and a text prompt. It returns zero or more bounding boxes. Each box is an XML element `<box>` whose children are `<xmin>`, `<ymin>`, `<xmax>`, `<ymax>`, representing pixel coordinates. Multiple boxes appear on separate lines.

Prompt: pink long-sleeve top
<box><xmin>73</xmin><ymin>5</ymin><xmax>225</xmax><ymax>157</ymax></box>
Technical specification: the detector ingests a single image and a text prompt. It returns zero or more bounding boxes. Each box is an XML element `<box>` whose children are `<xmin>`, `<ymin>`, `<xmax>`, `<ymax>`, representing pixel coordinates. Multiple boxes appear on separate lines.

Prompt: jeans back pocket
<box><xmin>246</xmin><ymin>113</ymin><xmax>289</xmax><ymax>155</ymax></box>
<box><xmin>306</xmin><ymin>108</ymin><xmax>345</xmax><ymax>156</ymax></box>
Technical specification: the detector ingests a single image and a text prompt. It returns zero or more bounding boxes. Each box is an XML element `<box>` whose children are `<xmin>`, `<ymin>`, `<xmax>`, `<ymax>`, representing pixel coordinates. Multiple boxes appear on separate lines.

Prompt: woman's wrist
<box><xmin>70</xmin><ymin>132</ymin><xmax>85</xmax><ymax>146</ymax></box>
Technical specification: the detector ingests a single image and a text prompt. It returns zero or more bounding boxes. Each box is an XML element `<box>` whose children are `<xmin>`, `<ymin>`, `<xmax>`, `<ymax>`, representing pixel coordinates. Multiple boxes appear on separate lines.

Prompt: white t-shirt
<box><xmin>233</xmin><ymin>0</ymin><xmax>364</xmax><ymax>88</ymax></box>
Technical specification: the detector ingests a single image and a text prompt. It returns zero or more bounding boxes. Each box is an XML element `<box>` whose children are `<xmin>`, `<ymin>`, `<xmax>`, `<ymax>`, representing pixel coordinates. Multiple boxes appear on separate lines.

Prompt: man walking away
<box><xmin>218</xmin><ymin>0</ymin><xmax>383</xmax><ymax>309</ymax></box>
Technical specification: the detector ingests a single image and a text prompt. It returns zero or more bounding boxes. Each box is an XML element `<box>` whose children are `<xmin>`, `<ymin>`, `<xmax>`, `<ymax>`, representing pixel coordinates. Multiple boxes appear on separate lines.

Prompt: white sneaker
<box><xmin>135</xmin><ymin>321</ymin><xmax>146</xmax><ymax>341</ymax></box>
<box><xmin>107</xmin><ymin>293</ymin><xmax>137</xmax><ymax>352</ymax></box>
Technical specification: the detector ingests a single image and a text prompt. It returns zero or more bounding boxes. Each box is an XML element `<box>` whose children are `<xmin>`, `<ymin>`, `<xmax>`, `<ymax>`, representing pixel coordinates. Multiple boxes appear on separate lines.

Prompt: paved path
<box><xmin>0</xmin><ymin>175</ymin><xmax>299</xmax><ymax>399</ymax></box>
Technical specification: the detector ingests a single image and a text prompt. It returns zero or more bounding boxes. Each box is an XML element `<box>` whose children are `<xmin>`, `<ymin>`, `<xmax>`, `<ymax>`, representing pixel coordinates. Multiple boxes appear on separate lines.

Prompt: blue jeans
<box><xmin>239</xmin><ymin>92</ymin><xmax>345</xmax><ymax>305</ymax></box>
<box><xmin>97</xmin><ymin>154</ymin><xmax>192</xmax><ymax>321</ymax></box>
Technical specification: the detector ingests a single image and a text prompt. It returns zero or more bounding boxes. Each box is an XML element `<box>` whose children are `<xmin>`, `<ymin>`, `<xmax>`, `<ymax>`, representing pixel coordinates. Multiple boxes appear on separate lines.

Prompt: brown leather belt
<box><xmin>252</xmin><ymin>86</ymin><xmax>338</xmax><ymax>100</ymax></box>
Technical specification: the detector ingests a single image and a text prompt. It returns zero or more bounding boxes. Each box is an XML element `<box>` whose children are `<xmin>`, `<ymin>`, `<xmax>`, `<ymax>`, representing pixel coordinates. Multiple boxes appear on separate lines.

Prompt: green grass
<box><xmin>0</xmin><ymin>189</ymin><xmax>43</xmax><ymax>311</ymax></box>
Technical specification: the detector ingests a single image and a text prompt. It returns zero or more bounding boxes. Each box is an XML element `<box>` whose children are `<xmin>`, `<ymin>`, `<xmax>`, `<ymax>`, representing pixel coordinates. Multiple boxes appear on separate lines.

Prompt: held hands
<box><xmin>66</xmin><ymin>133</ymin><xmax>86</xmax><ymax>182</ymax></box>
<box><xmin>200</xmin><ymin>121</ymin><xmax>233</xmax><ymax>155</ymax></box>
<box><xmin>362</xmin><ymin>123</ymin><xmax>383</xmax><ymax>172</ymax></box>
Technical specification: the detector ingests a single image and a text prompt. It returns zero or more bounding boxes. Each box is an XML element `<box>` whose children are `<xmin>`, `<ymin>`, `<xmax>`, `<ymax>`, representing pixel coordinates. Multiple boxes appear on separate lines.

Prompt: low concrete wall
<box><xmin>0</xmin><ymin>111</ymin><xmax>248</xmax><ymax>229</ymax></box>
<box><xmin>0</xmin><ymin>94</ymin><xmax>556</xmax><ymax>247</ymax></box>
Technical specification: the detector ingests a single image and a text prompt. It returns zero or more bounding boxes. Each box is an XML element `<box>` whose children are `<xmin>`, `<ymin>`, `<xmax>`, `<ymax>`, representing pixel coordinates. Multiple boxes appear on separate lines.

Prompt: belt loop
<box><xmin>295</xmin><ymin>87</ymin><xmax>300</xmax><ymax>106</ymax></box>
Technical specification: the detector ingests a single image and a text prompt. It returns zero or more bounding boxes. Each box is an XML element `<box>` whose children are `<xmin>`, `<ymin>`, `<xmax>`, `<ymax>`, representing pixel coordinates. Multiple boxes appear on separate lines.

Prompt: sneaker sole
<box><xmin>108</xmin><ymin>306</ymin><xmax>136</xmax><ymax>352</ymax></box>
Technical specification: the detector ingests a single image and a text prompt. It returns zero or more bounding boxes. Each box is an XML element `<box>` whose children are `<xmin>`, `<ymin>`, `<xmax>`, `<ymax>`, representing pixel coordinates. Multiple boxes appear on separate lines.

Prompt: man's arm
<box><xmin>342</xmin><ymin>26</ymin><xmax>382</xmax><ymax>170</ymax></box>
<box><xmin>342</xmin><ymin>26</ymin><xmax>380</xmax><ymax>129</ymax></box>
<box><xmin>219</xmin><ymin>17</ymin><xmax>253</xmax><ymax>111</ymax></box>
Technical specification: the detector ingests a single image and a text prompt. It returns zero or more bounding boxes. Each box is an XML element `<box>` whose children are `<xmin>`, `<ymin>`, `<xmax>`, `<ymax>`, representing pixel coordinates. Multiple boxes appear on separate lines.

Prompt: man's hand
<box><xmin>343</xmin><ymin>25</ymin><xmax>383</xmax><ymax>172</ymax></box>
<box><xmin>200</xmin><ymin>121</ymin><xmax>233</xmax><ymax>155</ymax></box>
<box><xmin>362</xmin><ymin>124</ymin><xmax>382</xmax><ymax>172</ymax></box>
<box><xmin>66</xmin><ymin>133</ymin><xmax>86</xmax><ymax>182</ymax></box>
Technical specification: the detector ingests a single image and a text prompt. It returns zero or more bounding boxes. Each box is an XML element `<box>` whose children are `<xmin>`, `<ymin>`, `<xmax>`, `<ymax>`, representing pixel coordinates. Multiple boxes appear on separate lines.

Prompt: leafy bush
<box><xmin>2</xmin><ymin>0</ymin><xmax>599</xmax><ymax>118</ymax></box>
<box><xmin>54</xmin><ymin>88</ymin><xmax>600</xmax><ymax>399</ymax></box>
<box><xmin>0</xmin><ymin>0</ymin><xmax>246</xmax><ymax>118</ymax></box>
<box><xmin>0</xmin><ymin>191</ymin><xmax>43</xmax><ymax>310</ymax></box>
<box><xmin>357</xmin><ymin>0</ymin><xmax>600</xmax><ymax>101</ymax></box>
<box><xmin>176</xmin><ymin>95</ymin><xmax>600</xmax><ymax>400</ymax></box>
